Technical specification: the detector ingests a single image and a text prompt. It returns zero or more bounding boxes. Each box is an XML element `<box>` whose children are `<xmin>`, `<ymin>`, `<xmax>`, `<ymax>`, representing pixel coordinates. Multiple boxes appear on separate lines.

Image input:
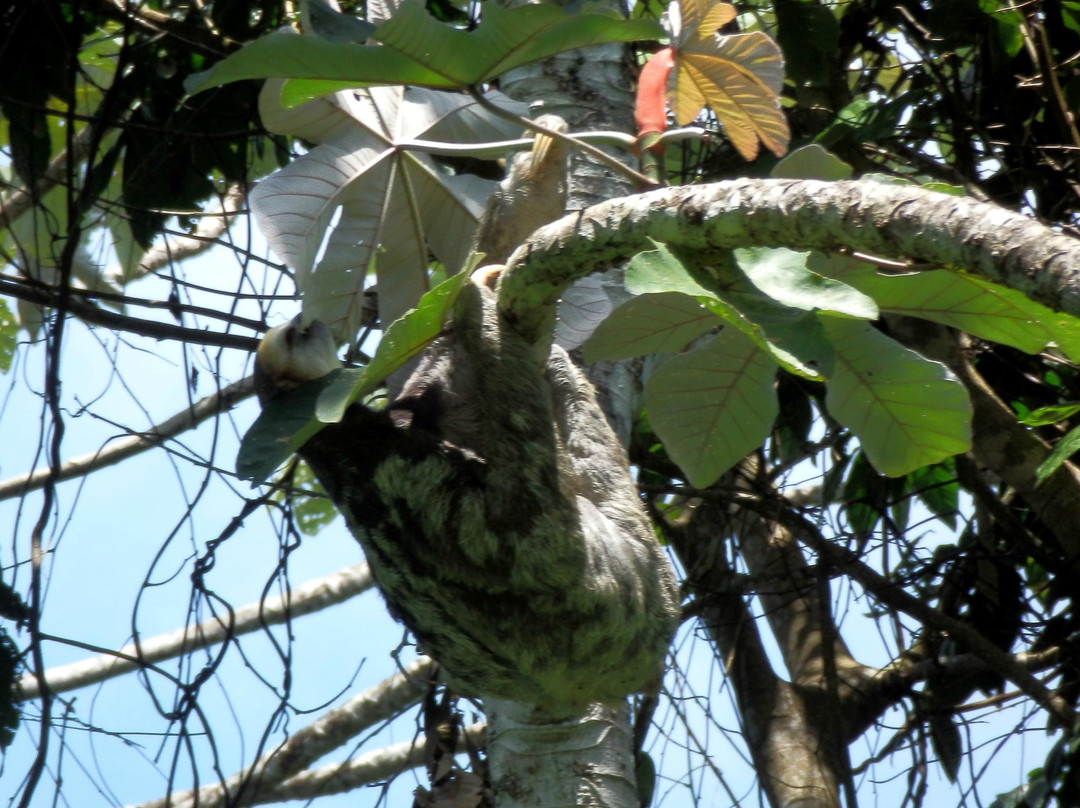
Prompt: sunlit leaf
<box><xmin>645</xmin><ymin>329</ymin><xmax>780</xmax><ymax>486</ymax></box>
<box><xmin>771</xmin><ymin>143</ymin><xmax>853</xmax><ymax>180</ymax></box>
<box><xmin>1020</xmin><ymin>402</ymin><xmax>1080</xmax><ymax>427</ymax></box>
<box><xmin>584</xmin><ymin>292</ymin><xmax>720</xmax><ymax>362</ymax></box>
<box><xmin>624</xmin><ymin>242</ymin><xmax>831</xmax><ymax>378</ymax></box>
<box><xmin>186</xmin><ymin>0</ymin><xmax>662</xmax><ymax>94</ymax></box>
<box><xmin>733</xmin><ymin>247</ymin><xmax>878</xmax><ymax>319</ymax></box>
<box><xmin>672</xmin><ymin>6</ymin><xmax>789</xmax><ymax>160</ymax></box>
<box><xmin>836</xmin><ymin>269</ymin><xmax>1080</xmax><ymax>362</ymax></box>
<box><xmin>822</xmin><ymin>319</ymin><xmax>972</xmax><ymax>476</ymax></box>
<box><xmin>1036</xmin><ymin>423</ymin><xmax>1080</xmax><ymax>485</ymax></box>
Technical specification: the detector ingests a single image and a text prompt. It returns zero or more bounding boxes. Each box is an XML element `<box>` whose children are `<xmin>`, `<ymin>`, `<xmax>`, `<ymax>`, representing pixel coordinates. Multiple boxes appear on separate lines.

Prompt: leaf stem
<box><xmin>468</xmin><ymin>87</ymin><xmax>659</xmax><ymax>190</ymax></box>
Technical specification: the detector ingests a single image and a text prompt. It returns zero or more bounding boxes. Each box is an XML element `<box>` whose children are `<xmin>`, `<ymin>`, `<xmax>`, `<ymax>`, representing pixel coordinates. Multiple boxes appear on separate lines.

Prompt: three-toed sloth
<box><xmin>255</xmin><ymin>276</ymin><xmax>679</xmax><ymax>714</ymax></box>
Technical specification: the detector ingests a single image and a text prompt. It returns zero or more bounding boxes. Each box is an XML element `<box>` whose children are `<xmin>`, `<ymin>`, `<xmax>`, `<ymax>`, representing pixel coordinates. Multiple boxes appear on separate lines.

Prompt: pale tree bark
<box><xmin>471</xmin><ymin>17</ymin><xmax>648</xmax><ymax>808</ymax></box>
<box><xmin>18</xmin><ymin>562</ymin><xmax>373</xmax><ymax>700</ymax></box>
<box><xmin>486</xmin><ymin>700</ymin><xmax>637</xmax><ymax>808</ymax></box>
<box><xmin>131</xmin><ymin>658</ymin><xmax>437</xmax><ymax>808</ymax></box>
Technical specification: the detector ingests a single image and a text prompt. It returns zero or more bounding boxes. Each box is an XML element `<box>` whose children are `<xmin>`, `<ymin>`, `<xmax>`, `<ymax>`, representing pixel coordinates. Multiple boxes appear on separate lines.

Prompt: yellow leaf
<box><xmin>674</xmin><ymin>0</ymin><xmax>736</xmax><ymax>43</ymax></box>
<box><xmin>674</xmin><ymin>29</ymin><xmax>789</xmax><ymax>160</ymax></box>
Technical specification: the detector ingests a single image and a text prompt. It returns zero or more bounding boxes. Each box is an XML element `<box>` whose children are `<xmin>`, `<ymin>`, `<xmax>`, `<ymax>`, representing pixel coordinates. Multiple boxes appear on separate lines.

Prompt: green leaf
<box><xmin>930</xmin><ymin>713</ymin><xmax>963</xmax><ymax>782</ymax></box>
<box><xmin>237</xmin><ymin>370</ymin><xmax>347</xmax><ymax>483</ymax></box>
<box><xmin>733</xmin><ymin>247</ymin><xmax>879</xmax><ymax>319</ymax></box>
<box><xmin>771</xmin><ymin>373</ymin><xmax>816</xmax><ymax>465</ymax></box>
<box><xmin>624</xmin><ymin>243</ymin><xmax>722</xmax><ymax>298</ymax></box>
<box><xmin>838</xmin><ymin>269</ymin><xmax>1080</xmax><ymax>361</ymax></box>
<box><xmin>635</xmin><ymin>751</ymin><xmax>657</xmax><ymax>808</ymax></box>
<box><xmin>715</xmin><ymin>288</ymin><xmax>835</xmax><ymax>380</ymax></box>
<box><xmin>645</xmin><ymin>329</ymin><xmax>780</xmax><ymax>487</ymax></box>
<box><xmin>317</xmin><ymin>269</ymin><xmax>471</xmax><ymax>423</ymax></box>
<box><xmin>187</xmin><ymin>1</ymin><xmax>662</xmax><ymax>94</ymax></box>
<box><xmin>583</xmin><ymin>292</ymin><xmax>720</xmax><ymax>362</ymax></box>
<box><xmin>905</xmin><ymin>459</ymin><xmax>960</xmax><ymax>530</ymax></box>
<box><xmin>238</xmin><ymin>271</ymin><xmax>470</xmax><ymax>483</ymax></box>
<box><xmin>375</xmin><ymin>1</ymin><xmax>662</xmax><ymax>86</ymax></box>
<box><xmin>842</xmin><ymin>450</ymin><xmax>895</xmax><ymax>534</ymax></box>
<box><xmin>822</xmin><ymin>319</ymin><xmax>972</xmax><ymax>477</ymax></box>
<box><xmin>1020</xmin><ymin>402</ymin><xmax>1080</xmax><ymax>427</ymax></box>
<box><xmin>287</xmin><ymin>462</ymin><xmax>340</xmax><ymax>535</ymax></box>
<box><xmin>1035</xmin><ymin>423</ymin><xmax>1080</xmax><ymax>485</ymax></box>
<box><xmin>770</xmin><ymin>143</ymin><xmax>853</xmax><ymax>180</ymax></box>
<box><xmin>624</xmin><ymin>243</ymin><xmax>836</xmax><ymax>379</ymax></box>
<box><xmin>0</xmin><ymin>300</ymin><xmax>15</xmax><ymax>373</ymax></box>
<box><xmin>186</xmin><ymin>32</ymin><xmax>456</xmax><ymax>94</ymax></box>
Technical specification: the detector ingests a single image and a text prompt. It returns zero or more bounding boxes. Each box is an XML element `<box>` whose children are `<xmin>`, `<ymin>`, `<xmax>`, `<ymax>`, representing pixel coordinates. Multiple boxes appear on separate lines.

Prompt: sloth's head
<box><xmin>254</xmin><ymin>317</ymin><xmax>342</xmax><ymax>404</ymax></box>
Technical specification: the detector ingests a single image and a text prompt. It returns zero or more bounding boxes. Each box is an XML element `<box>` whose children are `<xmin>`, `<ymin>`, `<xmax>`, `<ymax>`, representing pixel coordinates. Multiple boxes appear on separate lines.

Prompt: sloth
<box><xmin>255</xmin><ymin>275</ymin><xmax>680</xmax><ymax>714</ymax></box>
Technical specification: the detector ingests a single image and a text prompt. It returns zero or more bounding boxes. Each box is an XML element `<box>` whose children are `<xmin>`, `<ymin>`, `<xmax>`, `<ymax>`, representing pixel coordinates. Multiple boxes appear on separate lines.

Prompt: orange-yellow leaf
<box><xmin>674</xmin><ymin>0</ymin><xmax>736</xmax><ymax>44</ymax></box>
<box><xmin>674</xmin><ymin>30</ymin><xmax>789</xmax><ymax>160</ymax></box>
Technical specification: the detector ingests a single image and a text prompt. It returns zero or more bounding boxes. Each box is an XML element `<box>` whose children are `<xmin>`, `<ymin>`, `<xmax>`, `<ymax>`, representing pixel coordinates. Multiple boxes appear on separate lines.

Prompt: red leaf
<box><xmin>635</xmin><ymin>47</ymin><xmax>675</xmax><ymax>139</ymax></box>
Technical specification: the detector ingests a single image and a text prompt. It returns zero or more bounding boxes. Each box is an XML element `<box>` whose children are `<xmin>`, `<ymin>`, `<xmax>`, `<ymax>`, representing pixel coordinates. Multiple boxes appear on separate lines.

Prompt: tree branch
<box><xmin>252</xmin><ymin>721</ymin><xmax>484</xmax><ymax>805</ymax></box>
<box><xmin>498</xmin><ymin>178</ymin><xmax>1080</xmax><ymax>342</ymax></box>
<box><xmin>132</xmin><ymin>658</ymin><xmax>439</xmax><ymax>808</ymax></box>
<box><xmin>0</xmin><ymin>375</ymin><xmax>256</xmax><ymax>503</ymax></box>
<box><xmin>665</xmin><ymin>498</ymin><xmax>844</xmax><ymax>808</ymax></box>
<box><xmin>0</xmin><ymin>275</ymin><xmax>260</xmax><ymax>350</ymax></box>
<box><xmin>769</xmin><ymin>502</ymin><xmax>1078</xmax><ymax>728</ymax></box>
<box><xmin>18</xmin><ymin>562</ymin><xmax>373</xmax><ymax>700</ymax></box>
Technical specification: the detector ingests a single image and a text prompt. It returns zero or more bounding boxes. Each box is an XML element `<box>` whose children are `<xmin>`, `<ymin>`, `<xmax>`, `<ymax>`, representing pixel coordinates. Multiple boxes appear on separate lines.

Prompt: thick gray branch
<box><xmin>498</xmin><ymin>178</ymin><xmax>1080</xmax><ymax>342</ymax></box>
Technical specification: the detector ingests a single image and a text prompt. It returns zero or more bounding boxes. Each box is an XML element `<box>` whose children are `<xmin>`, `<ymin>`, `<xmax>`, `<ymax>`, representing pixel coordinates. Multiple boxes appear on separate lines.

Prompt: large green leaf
<box><xmin>733</xmin><ymin>247</ymin><xmax>879</xmax><ymax>319</ymax></box>
<box><xmin>584</xmin><ymin>292</ymin><xmax>720</xmax><ymax>362</ymax></box>
<box><xmin>237</xmin><ymin>271</ymin><xmax>469</xmax><ymax>483</ymax></box>
<box><xmin>624</xmin><ymin>242</ymin><xmax>722</xmax><ymax>298</ymax></box>
<box><xmin>624</xmin><ymin>243</ymin><xmax>833</xmax><ymax>378</ymax></box>
<box><xmin>645</xmin><ymin>329</ymin><xmax>780</xmax><ymax>487</ymax></box>
<box><xmin>374</xmin><ymin>1</ymin><xmax>662</xmax><ymax>86</ymax></box>
<box><xmin>822</xmin><ymin>319</ymin><xmax>972</xmax><ymax>477</ymax></box>
<box><xmin>839</xmin><ymin>268</ymin><xmax>1080</xmax><ymax>362</ymax></box>
<box><xmin>316</xmin><ymin>269</ymin><xmax>472</xmax><ymax>423</ymax></box>
<box><xmin>187</xmin><ymin>0</ymin><xmax>662</xmax><ymax>95</ymax></box>
<box><xmin>236</xmin><ymin>370</ymin><xmax>347</xmax><ymax>484</ymax></box>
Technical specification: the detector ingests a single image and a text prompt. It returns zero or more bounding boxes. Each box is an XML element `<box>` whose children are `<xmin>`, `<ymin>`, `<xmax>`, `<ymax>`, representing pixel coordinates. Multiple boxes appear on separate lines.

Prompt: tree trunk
<box><xmin>486</xmin><ymin>700</ymin><xmax>637</xmax><ymax>808</ymax></box>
